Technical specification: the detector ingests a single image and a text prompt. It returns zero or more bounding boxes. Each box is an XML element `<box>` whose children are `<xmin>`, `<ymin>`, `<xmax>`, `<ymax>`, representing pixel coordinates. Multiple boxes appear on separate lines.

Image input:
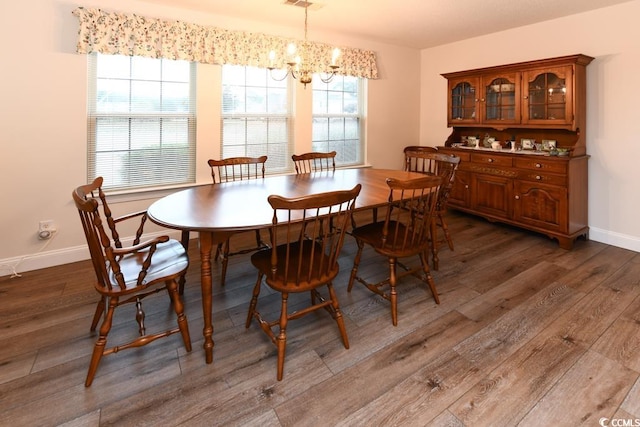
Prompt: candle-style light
<box><xmin>267</xmin><ymin>2</ymin><xmax>340</xmax><ymax>88</ymax></box>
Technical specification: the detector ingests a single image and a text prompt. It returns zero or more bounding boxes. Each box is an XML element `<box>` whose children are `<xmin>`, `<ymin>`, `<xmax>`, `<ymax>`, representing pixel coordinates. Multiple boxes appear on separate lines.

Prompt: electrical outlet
<box><xmin>38</xmin><ymin>220</ymin><xmax>56</xmax><ymax>240</ymax></box>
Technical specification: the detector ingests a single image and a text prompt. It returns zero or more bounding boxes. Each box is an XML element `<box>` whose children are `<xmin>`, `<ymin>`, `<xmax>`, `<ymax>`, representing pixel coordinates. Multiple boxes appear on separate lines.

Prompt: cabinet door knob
<box><xmin>524</xmin><ymin>95</ymin><xmax>529</xmax><ymax>99</ymax></box>
<box><xmin>515</xmin><ymin>195</ymin><xmax>520</xmax><ymax>200</ymax></box>
<box><xmin>535</xmin><ymin>163</ymin><xmax>542</xmax><ymax>168</ymax></box>
<box><xmin>465</xmin><ymin>185</ymin><xmax>469</xmax><ymax>189</ymax></box>
<box><xmin>536</xmin><ymin>175</ymin><xmax>542</xmax><ymax>180</ymax></box>
<box><xmin>488</xmin><ymin>158</ymin><xmax>494</xmax><ymax>163</ymax></box>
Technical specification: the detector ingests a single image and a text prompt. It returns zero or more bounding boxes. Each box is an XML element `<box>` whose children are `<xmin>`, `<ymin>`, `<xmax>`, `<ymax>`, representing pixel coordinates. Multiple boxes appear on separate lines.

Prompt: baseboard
<box><xmin>0</xmin><ymin>230</ymin><xmax>182</xmax><ymax>278</ymax></box>
<box><xmin>2</xmin><ymin>227</ymin><xmax>637</xmax><ymax>278</ymax></box>
<box><xmin>589</xmin><ymin>227</ymin><xmax>640</xmax><ymax>253</ymax></box>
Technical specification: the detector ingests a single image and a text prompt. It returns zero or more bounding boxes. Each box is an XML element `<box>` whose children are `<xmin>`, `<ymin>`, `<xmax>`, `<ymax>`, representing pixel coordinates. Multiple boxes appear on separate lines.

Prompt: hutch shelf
<box><xmin>438</xmin><ymin>54</ymin><xmax>594</xmax><ymax>249</ymax></box>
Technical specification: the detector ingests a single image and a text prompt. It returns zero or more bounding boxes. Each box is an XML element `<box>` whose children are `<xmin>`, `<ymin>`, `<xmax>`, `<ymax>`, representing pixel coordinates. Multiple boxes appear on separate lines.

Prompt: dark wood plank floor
<box><xmin>1</xmin><ymin>211</ymin><xmax>639</xmax><ymax>426</ymax></box>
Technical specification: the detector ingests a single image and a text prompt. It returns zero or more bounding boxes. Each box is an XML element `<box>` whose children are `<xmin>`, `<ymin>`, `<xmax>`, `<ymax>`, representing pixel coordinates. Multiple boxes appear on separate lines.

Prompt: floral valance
<box><xmin>72</xmin><ymin>7</ymin><xmax>379</xmax><ymax>79</ymax></box>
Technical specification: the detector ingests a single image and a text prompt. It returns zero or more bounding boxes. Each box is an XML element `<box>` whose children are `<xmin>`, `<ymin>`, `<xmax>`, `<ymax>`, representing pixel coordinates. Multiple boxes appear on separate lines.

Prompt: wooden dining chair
<box><xmin>404</xmin><ymin>149</ymin><xmax>461</xmax><ymax>270</ymax></box>
<box><xmin>246</xmin><ymin>184</ymin><xmax>361</xmax><ymax>380</ymax></box>
<box><xmin>347</xmin><ymin>175</ymin><xmax>442</xmax><ymax>326</ymax></box>
<box><xmin>72</xmin><ymin>177</ymin><xmax>192</xmax><ymax>387</ymax></box>
<box><xmin>292</xmin><ymin>151</ymin><xmax>336</xmax><ymax>174</ymax></box>
<box><xmin>198</xmin><ymin>155</ymin><xmax>270</xmax><ymax>288</ymax></box>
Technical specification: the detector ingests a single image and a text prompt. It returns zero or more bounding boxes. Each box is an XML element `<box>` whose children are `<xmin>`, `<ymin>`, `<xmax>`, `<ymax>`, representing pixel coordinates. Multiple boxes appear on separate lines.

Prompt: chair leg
<box><xmin>254</xmin><ymin>229</ymin><xmax>267</xmax><ymax>249</ymax></box>
<box><xmin>439</xmin><ymin>212</ymin><xmax>454</xmax><ymax>251</ymax></box>
<box><xmin>214</xmin><ymin>243</ymin><xmax>223</xmax><ymax>262</ymax></box>
<box><xmin>178</xmin><ymin>230</ymin><xmax>190</xmax><ymax>295</ymax></box>
<box><xmin>85</xmin><ymin>296</ymin><xmax>117</xmax><ymax>387</ymax></box>
<box><xmin>220</xmin><ymin>239</ymin><xmax>230</xmax><ymax>287</ymax></box>
<box><xmin>389</xmin><ymin>257</ymin><xmax>398</xmax><ymax>326</ymax></box>
<box><xmin>430</xmin><ymin>217</ymin><xmax>440</xmax><ymax>271</ymax></box>
<box><xmin>327</xmin><ymin>283</ymin><xmax>349</xmax><ymax>349</ymax></box>
<box><xmin>419</xmin><ymin>251</ymin><xmax>440</xmax><ymax>304</ymax></box>
<box><xmin>246</xmin><ymin>273</ymin><xmax>263</xmax><ymax>328</ymax></box>
<box><xmin>347</xmin><ymin>239</ymin><xmax>365</xmax><ymax>292</ymax></box>
<box><xmin>167</xmin><ymin>279</ymin><xmax>192</xmax><ymax>352</ymax></box>
<box><xmin>90</xmin><ymin>297</ymin><xmax>105</xmax><ymax>332</ymax></box>
<box><xmin>276</xmin><ymin>293</ymin><xmax>289</xmax><ymax>381</ymax></box>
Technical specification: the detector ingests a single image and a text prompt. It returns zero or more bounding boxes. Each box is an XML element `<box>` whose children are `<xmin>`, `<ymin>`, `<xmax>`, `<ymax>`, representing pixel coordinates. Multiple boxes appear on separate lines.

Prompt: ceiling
<box><xmin>138</xmin><ymin>0</ymin><xmax>632</xmax><ymax>49</ymax></box>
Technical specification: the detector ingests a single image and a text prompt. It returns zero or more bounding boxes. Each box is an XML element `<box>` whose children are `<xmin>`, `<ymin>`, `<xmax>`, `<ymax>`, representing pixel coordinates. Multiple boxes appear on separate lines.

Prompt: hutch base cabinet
<box><xmin>440</xmin><ymin>54</ymin><xmax>593</xmax><ymax>249</ymax></box>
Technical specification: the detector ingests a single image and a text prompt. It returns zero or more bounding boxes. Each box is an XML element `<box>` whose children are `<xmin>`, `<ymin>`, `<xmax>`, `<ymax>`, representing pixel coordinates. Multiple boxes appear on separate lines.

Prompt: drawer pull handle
<box><xmin>488</xmin><ymin>158</ymin><xmax>494</xmax><ymax>163</ymax></box>
<box><xmin>536</xmin><ymin>175</ymin><xmax>542</xmax><ymax>180</ymax></box>
<box><xmin>535</xmin><ymin>163</ymin><xmax>542</xmax><ymax>168</ymax></box>
<box><xmin>515</xmin><ymin>195</ymin><xmax>520</xmax><ymax>200</ymax></box>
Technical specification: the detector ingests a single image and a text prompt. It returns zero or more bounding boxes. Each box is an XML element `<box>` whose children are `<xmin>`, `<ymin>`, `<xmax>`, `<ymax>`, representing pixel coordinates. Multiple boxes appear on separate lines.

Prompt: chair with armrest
<box><xmin>72</xmin><ymin>177</ymin><xmax>192</xmax><ymax>387</ymax></box>
<box><xmin>292</xmin><ymin>151</ymin><xmax>336</xmax><ymax>174</ymax></box>
<box><xmin>403</xmin><ymin>149</ymin><xmax>461</xmax><ymax>270</ymax></box>
<box><xmin>246</xmin><ymin>184</ymin><xmax>361</xmax><ymax>380</ymax></box>
<box><xmin>204</xmin><ymin>155</ymin><xmax>269</xmax><ymax>288</ymax></box>
<box><xmin>347</xmin><ymin>175</ymin><xmax>442</xmax><ymax>326</ymax></box>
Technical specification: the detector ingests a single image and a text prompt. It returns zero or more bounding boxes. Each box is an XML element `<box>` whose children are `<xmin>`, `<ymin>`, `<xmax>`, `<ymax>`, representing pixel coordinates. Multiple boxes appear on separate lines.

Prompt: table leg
<box><xmin>199</xmin><ymin>231</ymin><xmax>215</xmax><ymax>363</ymax></box>
<box><xmin>198</xmin><ymin>230</ymin><xmax>235</xmax><ymax>364</ymax></box>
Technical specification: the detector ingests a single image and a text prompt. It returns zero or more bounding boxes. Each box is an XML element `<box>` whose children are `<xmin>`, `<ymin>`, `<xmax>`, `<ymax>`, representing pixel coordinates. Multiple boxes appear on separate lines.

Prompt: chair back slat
<box><xmin>404</xmin><ymin>146</ymin><xmax>438</xmax><ymax>173</ymax></box>
<box><xmin>267</xmin><ymin>184</ymin><xmax>361</xmax><ymax>287</ymax></box>
<box><xmin>208</xmin><ymin>156</ymin><xmax>267</xmax><ymax>183</ymax></box>
<box><xmin>382</xmin><ymin>176</ymin><xmax>442</xmax><ymax>253</ymax></box>
<box><xmin>403</xmin><ymin>151</ymin><xmax>461</xmax><ymax>209</ymax></box>
<box><xmin>72</xmin><ymin>178</ymin><xmax>121</xmax><ymax>291</ymax></box>
<box><xmin>292</xmin><ymin>151</ymin><xmax>336</xmax><ymax>174</ymax></box>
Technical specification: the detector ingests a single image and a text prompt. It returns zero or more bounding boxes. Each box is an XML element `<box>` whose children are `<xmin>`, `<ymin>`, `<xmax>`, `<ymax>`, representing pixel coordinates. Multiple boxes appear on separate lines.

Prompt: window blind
<box><xmin>221</xmin><ymin>65</ymin><xmax>293</xmax><ymax>175</ymax></box>
<box><xmin>312</xmin><ymin>75</ymin><xmax>364</xmax><ymax>167</ymax></box>
<box><xmin>87</xmin><ymin>53</ymin><xmax>196</xmax><ymax>191</ymax></box>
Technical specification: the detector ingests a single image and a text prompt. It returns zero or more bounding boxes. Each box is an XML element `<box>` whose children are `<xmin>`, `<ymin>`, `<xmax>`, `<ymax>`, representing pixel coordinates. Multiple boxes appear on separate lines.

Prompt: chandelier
<box><xmin>267</xmin><ymin>2</ymin><xmax>340</xmax><ymax>88</ymax></box>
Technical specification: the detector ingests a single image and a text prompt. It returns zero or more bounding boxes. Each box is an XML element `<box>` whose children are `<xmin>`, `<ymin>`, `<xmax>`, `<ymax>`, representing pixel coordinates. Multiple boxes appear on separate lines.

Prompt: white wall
<box><xmin>420</xmin><ymin>0</ymin><xmax>640</xmax><ymax>252</ymax></box>
<box><xmin>0</xmin><ymin>0</ymin><xmax>420</xmax><ymax>275</ymax></box>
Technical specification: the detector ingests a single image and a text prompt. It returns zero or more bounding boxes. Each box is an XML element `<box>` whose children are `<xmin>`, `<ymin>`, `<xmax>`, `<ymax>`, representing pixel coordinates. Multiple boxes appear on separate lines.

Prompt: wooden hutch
<box><xmin>438</xmin><ymin>54</ymin><xmax>594</xmax><ymax>249</ymax></box>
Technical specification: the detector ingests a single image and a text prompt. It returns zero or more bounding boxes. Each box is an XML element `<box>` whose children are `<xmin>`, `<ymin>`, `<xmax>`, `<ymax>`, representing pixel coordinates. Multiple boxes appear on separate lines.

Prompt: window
<box><xmin>88</xmin><ymin>53</ymin><xmax>196</xmax><ymax>191</ymax></box>
<box><xmin>221</xmin><ymin>65</ymin><xmax>293</xmax><ymax>174</ymax></box>
<box><xmin>312</xmin><ymin>76</ymin><xmax>363</xmax><ymax>166</ymax></box>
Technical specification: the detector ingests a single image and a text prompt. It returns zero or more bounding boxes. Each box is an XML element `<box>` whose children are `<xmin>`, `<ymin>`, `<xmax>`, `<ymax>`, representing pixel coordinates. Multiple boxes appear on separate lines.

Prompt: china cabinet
<box><xmin>439</xmin><ymin>54</ymin><xmax>593</xmax><ymax>249</ymax></box>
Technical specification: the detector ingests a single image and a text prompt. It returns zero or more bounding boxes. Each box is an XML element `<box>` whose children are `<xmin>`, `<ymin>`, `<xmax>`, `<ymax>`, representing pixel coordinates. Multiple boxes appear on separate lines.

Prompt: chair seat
<box><xmin>107</xmin><ymin>239</ymin><xmax>188</xmax><ymax>293</ymax></box>
<box><xmin>352</xmin><ymin>221</ymin><xmax>431</xmax><ymax>258</ymax></box>
<box><xmin>251</xmin><ymin>240</ymin><xmax>339</xmax><ymax>293</ymax></box>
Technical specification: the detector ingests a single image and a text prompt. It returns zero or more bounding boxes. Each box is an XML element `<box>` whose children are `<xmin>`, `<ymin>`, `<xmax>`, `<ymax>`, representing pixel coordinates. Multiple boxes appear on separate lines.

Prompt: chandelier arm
<box><xmin>268</xmin><ymin>68</ymin><xmax>290</xmax><ymax>82</ymax></box>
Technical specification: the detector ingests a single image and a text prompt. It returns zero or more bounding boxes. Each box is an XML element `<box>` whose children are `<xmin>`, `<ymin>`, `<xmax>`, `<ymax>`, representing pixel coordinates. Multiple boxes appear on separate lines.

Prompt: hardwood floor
<box><xmin>1</xmin><ymin>211</ymin><xmax>639</xmax><ymax>426</ymax></box>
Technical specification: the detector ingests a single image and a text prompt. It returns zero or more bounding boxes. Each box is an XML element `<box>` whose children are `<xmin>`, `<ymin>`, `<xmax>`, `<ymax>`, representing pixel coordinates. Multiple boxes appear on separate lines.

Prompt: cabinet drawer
<box><xmin>439</xmin><ymin>149</ymin><xmax>470</xmax><ymax>162</ymax></box>
<box><xmin>518</xmin><ymin>170</ymin><xmax>567</xmax><ymax>186</ymax></box>
<box><xmin>514</xmin><ymin>157</ymin><xmax>567</xmax><ymax>174</ymax></box>
<box><xmin>471</xmin><ymin>153</ymin><xmax>513</xmax><ymax>167</ymax></box>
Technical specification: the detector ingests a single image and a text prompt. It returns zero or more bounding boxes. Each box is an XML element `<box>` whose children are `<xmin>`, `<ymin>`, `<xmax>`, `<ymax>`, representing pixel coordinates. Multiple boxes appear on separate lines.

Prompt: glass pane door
<box><xmin>451</xmin><ymin>81</ymin><xmax>477</xmax><ymax>121</ymax></box>
<box><xmin>528</xmin><ymin>72</ymin><xmax>566</xmax><ymax>120</ymax></box>
<box><xmin>484</xmin><ymin>77</ymin><xmax>516</xmax><ymax>121</ymax></box>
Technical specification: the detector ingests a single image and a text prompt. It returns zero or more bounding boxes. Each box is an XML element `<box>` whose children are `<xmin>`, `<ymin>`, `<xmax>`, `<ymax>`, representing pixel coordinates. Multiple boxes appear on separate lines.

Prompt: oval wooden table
<box><xmin>147</xmin><ymin>168</ymin><xmax>426</xmax><ymax>363</ymax></box>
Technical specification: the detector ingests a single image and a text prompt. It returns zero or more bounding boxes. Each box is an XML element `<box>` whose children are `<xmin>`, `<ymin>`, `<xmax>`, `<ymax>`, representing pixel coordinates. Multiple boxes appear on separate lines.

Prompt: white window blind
<box><xmin>87</xmin><ymin>53</ymin><xmax>196</xmax><ymax>191</ymax></box>
<box><xmin>221</xmin><ymin>65</ymin><xmax>293</xmax><ymax>175</ymax></box>
<box><xmin>312</xmin><ymin>75</ymin><xmax>364</xmax><ymax>167</ymax></box>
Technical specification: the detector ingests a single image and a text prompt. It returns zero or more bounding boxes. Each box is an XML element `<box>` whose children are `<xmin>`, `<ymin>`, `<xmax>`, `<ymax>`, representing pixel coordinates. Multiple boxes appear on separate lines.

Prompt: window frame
<box><xmin>87</xmin><ymin>53</ymin><xmax>197</xmax><ymax>192</ymax></box>
<box><xmin>220</xmin><ymin>65</ymin><xmax>294</xmax><ymax>175</ymax></box>
<box><xmin>311</xmin><ymin>75</ymin><xmax>365</xmax><ymax>167</ymax></box>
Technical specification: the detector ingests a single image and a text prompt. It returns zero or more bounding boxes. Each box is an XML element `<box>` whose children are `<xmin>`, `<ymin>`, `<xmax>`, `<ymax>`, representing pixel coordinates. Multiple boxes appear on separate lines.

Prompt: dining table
<box><xmin>147</xmin><ymin>167</ymin><xmax>427</xmax><ymax>363</ymax></box>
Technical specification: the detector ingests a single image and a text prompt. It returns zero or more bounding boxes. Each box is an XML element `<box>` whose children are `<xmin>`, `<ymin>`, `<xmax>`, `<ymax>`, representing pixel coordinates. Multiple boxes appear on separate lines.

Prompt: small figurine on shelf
<box><xmin>482</xmin><ymin>133</ymin><xmax>492</xmax><ymax>148</ymax></box>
